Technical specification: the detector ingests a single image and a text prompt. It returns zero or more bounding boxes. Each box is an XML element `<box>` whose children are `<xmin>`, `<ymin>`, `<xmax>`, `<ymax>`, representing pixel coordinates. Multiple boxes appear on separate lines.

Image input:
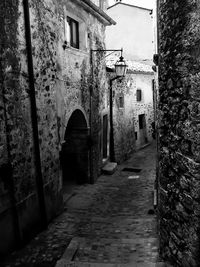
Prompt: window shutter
<box><xmin>65</xmin><ymin>19</ymin><xmax>70</xmax><ymax>44</ymax></box>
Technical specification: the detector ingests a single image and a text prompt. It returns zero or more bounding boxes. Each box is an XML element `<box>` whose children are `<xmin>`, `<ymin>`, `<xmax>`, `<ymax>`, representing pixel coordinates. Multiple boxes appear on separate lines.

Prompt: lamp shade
<box><xmin>115</xmin><ymin>56</ymin><xmax>127</xmax><ymax>77</ymax></box>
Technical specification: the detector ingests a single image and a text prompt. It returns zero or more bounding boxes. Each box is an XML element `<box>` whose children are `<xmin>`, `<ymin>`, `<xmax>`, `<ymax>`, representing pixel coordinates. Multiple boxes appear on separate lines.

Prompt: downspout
<box><xmin>89</xmin><ymin>49</ymin><xmax>94</xmax><ymax>184</ymax></box>
<box><xmin>23</xmin><ymin>0</ymin><xmax>47</xmax><ymax>228</ymax></box>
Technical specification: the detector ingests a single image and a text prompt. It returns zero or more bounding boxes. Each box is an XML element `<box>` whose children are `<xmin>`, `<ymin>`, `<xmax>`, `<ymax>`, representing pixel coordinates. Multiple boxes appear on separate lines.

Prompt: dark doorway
<box><xmin>138</xmin><ymin>114</ymin><xmax>148</xmax><ymax>145</ymax></box>
<box><xmin>103</xmin><ymin>114</ymin><xmax>108</xmax><ymax>159</ymax></box>
<box><xmin>61</xmin><ymin>110</ymin><xmax>89</xmax><ymax>197</ymax></box>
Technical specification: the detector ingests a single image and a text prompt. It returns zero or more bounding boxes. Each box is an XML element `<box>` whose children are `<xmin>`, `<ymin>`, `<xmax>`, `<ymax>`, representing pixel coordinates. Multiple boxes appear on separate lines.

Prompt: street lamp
<box><xmin>115</xmin><ymin>55</ymin><xmax>127</xmax><ymax>77</ymax></box>
<box><xmin>109</xmin><ymin>52</ymin><xmax>127</xmax><ymax>162</ymax></box>
<box><xmin>90</xmin><ymin>48</ymin><xmax>127</xmax><ymax>166</ymax></box>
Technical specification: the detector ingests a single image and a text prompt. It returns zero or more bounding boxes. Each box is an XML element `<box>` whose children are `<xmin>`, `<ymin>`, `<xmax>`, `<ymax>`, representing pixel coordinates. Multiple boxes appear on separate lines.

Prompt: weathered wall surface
<box><xmin>0</xmin><ymin>0</ymin><xmax>40</xmax><ymax>254</ymax></box>
<box><xmin>158</xmin><ymin>1</ymin><xmax>200</xmax><ymax>266</ymax></box>
<box><xmin>0</xmin><ymin>0</ymin><xmax>109</xmax><ymax>254</ymax></box>
<box><xmin>49</xmin><ymin>0</ymin><xmax>109</xmax><ymax>180</ymax></box>
<box><xmin>111</xmin><ymin>72</ymin><xmax>154</xmax><ymax>163</ymax></box>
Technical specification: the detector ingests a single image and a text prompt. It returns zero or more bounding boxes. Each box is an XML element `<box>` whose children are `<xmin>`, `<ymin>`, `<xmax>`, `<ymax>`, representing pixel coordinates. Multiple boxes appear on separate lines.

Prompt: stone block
<box><xmin>102</xmin><ymin>162</ymin><xmax>117</xmax><ymax>175</ymax></box>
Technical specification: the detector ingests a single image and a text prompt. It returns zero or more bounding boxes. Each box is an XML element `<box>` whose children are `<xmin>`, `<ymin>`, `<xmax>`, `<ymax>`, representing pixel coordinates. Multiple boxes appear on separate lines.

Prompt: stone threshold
<box><xmin>101</xmin><ymin>162</ymin><xmax>117</xmax><ymax>175</ymax></box>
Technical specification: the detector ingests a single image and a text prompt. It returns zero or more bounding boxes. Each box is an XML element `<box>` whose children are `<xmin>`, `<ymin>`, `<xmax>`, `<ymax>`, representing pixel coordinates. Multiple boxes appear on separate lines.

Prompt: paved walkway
<box><xmin>1</xmin><ymin>143</ymin><xmax>160</xmax><ymax>267</ymax></box>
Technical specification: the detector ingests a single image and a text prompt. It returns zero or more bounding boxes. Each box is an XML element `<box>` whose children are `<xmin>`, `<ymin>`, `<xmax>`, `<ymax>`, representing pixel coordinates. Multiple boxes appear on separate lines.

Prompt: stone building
<box><xmin>107</xmin><ymin>59</ymin><xmax>154</xmax><ymax>163</ymax></box>
<box><xmin>158</xmin><ymin>1</ymin><xmax>200</xmax><ymax>266</ymax></box>
<box><xmin>105</xmin><ymin>2</ymin><xmax>155</xmax><ymax>163</ymax></box>
<box><xmin>0</xmin><ymin>0</ymin><xmax>115</xmax><ymax>255</ymax></box>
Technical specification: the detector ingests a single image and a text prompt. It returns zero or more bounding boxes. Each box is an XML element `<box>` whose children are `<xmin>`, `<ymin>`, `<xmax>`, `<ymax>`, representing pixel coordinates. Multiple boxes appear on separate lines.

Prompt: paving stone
<box><xmin>1</xmin><ymin>143</ymin><xmax>162</xmax><ymax>267</ymax></box>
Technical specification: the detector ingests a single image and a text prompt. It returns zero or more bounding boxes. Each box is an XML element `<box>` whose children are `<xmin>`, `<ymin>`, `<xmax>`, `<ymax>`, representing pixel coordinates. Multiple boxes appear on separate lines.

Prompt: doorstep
<box><xmin>101</xmin><ymin>162</ymin><xmax>117</xmax><ymax>175</ymax></box>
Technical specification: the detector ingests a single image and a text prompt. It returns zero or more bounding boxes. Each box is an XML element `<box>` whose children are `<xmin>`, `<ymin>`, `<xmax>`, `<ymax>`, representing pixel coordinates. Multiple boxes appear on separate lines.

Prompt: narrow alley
<box><xmin>1</xmin><ymin>144</ymin><xmax>160</xmax><ymax>267</ymax></box>
<box><xmin>3</xmin><ymin>0</ymin><xmax>200</xmax><ymax>266</ymax></box>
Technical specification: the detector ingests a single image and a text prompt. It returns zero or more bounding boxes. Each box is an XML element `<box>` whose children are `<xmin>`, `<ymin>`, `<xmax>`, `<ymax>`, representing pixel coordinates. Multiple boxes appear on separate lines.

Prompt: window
<box><xmin>119</xmin><ymin>95</ymin><xmax>124</xmax><ymax>108</ymax></box>
<box><xmin>136</xmin><ymin>89</ymin><xmax>142</xmax><ymax>101</ymax></box>
<box><xmin>135</xmin><ymin>132</ymin><xmax>138</xmax><ymax>140</ymax></box>
<box><xmin>67</xmin><ymin>17</ymin><xmax>79</xmax><ymax>49</ymax></box>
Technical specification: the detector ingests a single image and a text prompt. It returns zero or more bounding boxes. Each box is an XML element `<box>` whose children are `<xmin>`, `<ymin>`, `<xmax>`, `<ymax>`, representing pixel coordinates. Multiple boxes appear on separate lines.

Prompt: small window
<box><xmin>67</xmin><ymin>17</ymin><xmax>79</xmax><ymax>49</ymax></box>
<box><xmin>136</xmin><ymin>89</ymin><xmax>142</xmax><ymax>101</ymax></box>
<box><xmin>135</xmin><ymin>132</ymin><xmax>138</xmax><ymax>140</ymax></box>
<box><xmin>119</xmin><ymin>95</ymin><xmax>124</xmax><ymax>108</ymax></box>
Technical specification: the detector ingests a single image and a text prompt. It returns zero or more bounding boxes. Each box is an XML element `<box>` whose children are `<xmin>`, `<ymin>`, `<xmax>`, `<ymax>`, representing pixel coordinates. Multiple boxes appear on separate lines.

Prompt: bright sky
<box><xmin>108</xmin><ymin>0</ymin><xmax>155</xmax><ymax>9</ymax></box>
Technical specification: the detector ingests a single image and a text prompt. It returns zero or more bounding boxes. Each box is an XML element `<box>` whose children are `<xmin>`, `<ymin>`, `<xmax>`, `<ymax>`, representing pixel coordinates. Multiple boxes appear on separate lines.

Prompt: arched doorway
<box><xmin>61</xmin><ymin>110</ymin><xmax>90</xmax><ymax>193</ymax></box>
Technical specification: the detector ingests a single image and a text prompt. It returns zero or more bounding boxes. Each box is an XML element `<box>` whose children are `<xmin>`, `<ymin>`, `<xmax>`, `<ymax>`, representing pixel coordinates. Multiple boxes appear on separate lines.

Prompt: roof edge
<box><xmin>75</xmin><ymin>0</ymin><xmax>116</xmax><ymax>25</ymax></box>
<box><xmin>108</xmin><ymin>2</ymin><xmax>152</xmax><ymax>12</ymax></box>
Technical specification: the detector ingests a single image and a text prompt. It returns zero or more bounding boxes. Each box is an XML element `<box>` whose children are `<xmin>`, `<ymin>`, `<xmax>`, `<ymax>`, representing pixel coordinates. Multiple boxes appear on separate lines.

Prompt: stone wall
<box><xmin>110</xmin><ymin>71</ymin><xmax>154</xmax><ymax>163</ymax></box>
<box><xmin>158</xmin><ymin>0</ymin><xmax>200</xmax><ymax>266</ymax></box>
<box><xmin>0</xmin><ymin>0</ymin><xmax>110</xmax><ymax>254</ymax></box>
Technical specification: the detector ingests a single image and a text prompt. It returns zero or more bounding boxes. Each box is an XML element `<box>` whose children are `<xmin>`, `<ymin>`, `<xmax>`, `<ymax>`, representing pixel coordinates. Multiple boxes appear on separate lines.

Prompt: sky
<box><xmin>108</xmin><ymin>0</ymin><xmax>155</xmax><ymax>9</ymax></box>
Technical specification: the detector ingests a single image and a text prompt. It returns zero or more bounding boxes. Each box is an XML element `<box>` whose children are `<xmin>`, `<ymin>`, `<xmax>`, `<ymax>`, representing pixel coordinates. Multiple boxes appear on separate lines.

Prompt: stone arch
<box><xmin>65</xmin><ymin>107</ymin><xmax>89</xmax><ymax>131</ymax></box>
<box><xmin>60</xmin><ymin>109</ymin><xmax>90</xmax><ymax>190</ymax></box>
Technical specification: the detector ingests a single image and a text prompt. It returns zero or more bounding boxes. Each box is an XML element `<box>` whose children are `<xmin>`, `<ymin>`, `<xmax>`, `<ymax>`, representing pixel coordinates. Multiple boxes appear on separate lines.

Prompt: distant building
<box><xmin>105</xmin><ymin>2</ymin><xmax>154</xmax><ymax>162</ymax></box>
<box><xmin>106</xmin><ymin>2</ymin><xmax>154</xmax><ymax>61</ymax></box>
<box><xmin>107</xmin><ymin>59</ymin><xmax>154</xmax><ymax>162</ymax></box>
<box><xmin>0</xmin><ymin>0</ymin><xmax>114</xmax><ymax>255</ymax></box>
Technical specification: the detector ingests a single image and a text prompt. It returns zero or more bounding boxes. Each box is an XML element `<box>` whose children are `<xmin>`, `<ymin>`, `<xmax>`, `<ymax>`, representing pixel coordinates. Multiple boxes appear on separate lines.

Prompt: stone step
<box><xmin>102</xmin><ymin>162</ymin><xmax>117</xmax><ymax>175</ymax></box>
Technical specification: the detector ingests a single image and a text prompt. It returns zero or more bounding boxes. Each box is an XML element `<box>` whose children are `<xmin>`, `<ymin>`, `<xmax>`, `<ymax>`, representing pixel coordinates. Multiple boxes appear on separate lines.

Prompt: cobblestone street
<box><xmin>1</xmin><ymin>143</ymin><xmax>159</xmax><ymax>267</ymax></box>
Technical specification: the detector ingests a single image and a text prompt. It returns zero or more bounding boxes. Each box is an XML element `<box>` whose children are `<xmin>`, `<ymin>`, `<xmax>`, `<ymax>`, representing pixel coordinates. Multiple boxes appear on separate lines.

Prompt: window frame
<box><xmin>67</xmin><ymin>16</ymin><xmax>79</xmax><ymax>49</ymax></box>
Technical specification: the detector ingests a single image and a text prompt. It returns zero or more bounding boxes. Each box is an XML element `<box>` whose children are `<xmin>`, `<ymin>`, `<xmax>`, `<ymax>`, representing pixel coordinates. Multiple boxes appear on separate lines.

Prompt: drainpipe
<box><xmin>89</xmin><ymin>49</ymin><xmax>94</xmax><ymax>184</ymax></box>
<box><xmin>23</xmin><ymin>0</ymin><xmax>47</xmax><ymax>228</ymax></box>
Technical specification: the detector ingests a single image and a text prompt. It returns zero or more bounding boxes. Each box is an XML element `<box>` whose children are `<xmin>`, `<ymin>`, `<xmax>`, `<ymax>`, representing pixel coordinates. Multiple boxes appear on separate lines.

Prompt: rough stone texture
<box><xmin>0</xmin><ymin>0</ymin><xmax>110</xmax><ymax>255</ymax></box>
<box><xmin>109</xmin><ymin>72</ymin><xmax>154</xmax><ymax>163</ymax></box>
<box><xmin>158</xmin><ymin>0</ymin><xmax>200</xmax><ymax>266</ymax></box>
<box><xmin>0</xmin><ymin>0</ymin><xmax>38</xmax><ymax>254</ymax></box>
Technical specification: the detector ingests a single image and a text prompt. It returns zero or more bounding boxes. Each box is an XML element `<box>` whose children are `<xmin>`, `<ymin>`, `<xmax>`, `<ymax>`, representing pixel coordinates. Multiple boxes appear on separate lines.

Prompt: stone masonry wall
<box><xmin>0</xmin><ymin>0</ymin><xmax>40</xmax><ymax>254</ymax></box>
<box><xmin>48</xmin><ymin>0</ymin><xmax>109</xmax><ymax>180</ymax></box>
<box><xmin>0</xmin><ymin>0</ymin><xmax>19</xmax><ymax>254</ymax></box>
<box><xmin>111</xmin><ymin>72</ymin><xmax>154</xmax><ymax>163</ymax></box>
<box><xmin>0</xmin><ymin>0</ymin><xmax>109</xmax><ymax>254</ymax></box>
<box><xmin>158</xmin><ymin>0</ymin><xmax>200</xmax><ymax>266</ymax></box>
